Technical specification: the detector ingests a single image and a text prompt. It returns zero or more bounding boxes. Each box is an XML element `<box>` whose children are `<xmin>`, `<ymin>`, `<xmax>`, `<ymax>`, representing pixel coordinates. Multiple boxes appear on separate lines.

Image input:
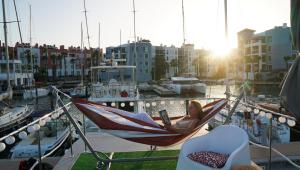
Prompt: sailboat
<box><xmin>22</xmin><ymin>5</ymin><xmax>49</xmax><ymax>99</ymax></box>
<box><xmin>70</xmin><ymin>22</ymin><xmax>87</xmax><ymax>98</ymax></box>
<box><xmin>0</xmin><ymin>0</ymin><xmax>32</xmax><ymax>135</ymax></box>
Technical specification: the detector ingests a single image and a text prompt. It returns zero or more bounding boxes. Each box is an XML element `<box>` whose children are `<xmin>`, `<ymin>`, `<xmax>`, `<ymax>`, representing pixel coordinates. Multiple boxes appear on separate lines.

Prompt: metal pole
<box><xmin>185</xmin><ymin>100</ymin><xmax>189</xmax><ymax>115</ymax></box>
<box><xmin>56</xmin><ymin>95</ymin><xmax>109</xmax><ymax>162</ymax></box>
<box><xmin>13</xmin><ymin>0</ymin><xmax>23</xmax><ymax>43</ymax></box>
<box><xmin>83</xmin><ymin>85</ymin><xmax>88</xmax><ymax>152</ymax></box>
<box><xmin>37</xmin><ymin>129</ymin><xmax>43</xmax><ymax>170</ymax></box>
<box><xmin>224</xmin><ymin>0</ymin><xmax>231</xmax><ymax>110</ymax></box>
<box><xmin>132</xmin><ymin>0</ymin><xmax>137</xmax><ymax>82</ymax></box>
<box><xmin>82</xmin><ymin>111</ymin><xmax>87</xmax><ymax>152</ymax></box>
<box><xmin>68</xmin><ymin>122</ymin><xmax>74</xmax><ymax>157</ymax></box>
<box><xmin>2</xmin><ymin>0</ymin><xmax>12</xmax><ymax>98</ymax></box>
<box><xmin>268</xmin><ymin>118</ymin><xmax>272</xmax><ymax>170</ymax></box>
<box><xmin>181</xmin><ymin>0</ymin><xmax>186</xmax><ymax>44</ymax></box>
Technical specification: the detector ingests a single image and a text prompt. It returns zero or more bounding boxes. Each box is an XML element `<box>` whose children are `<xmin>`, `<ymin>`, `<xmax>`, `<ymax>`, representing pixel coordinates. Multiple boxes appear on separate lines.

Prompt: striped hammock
<box><xmin>73</xmin><ymin>99</ymin><xmax>227</xmax><ymax>146</ymax></box>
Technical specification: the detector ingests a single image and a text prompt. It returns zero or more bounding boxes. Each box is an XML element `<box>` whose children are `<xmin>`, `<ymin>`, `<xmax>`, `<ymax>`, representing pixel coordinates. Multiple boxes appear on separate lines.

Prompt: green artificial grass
<box><xmin>72</xmin><ymin>150</ymin><xmax>180</xmax><ymax>170</ymax></box>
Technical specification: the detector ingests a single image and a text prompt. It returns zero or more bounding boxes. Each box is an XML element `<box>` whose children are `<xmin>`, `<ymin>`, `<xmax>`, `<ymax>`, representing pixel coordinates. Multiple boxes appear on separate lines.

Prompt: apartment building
<box><xmin>238</xmin><ymin>24</ymin><xmax>296</xmax><ymax>80</ymax></box>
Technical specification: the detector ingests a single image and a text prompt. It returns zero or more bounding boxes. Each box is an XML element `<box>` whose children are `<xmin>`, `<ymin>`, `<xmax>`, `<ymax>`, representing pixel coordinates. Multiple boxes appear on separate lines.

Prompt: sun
<box><xmin>211</xmin><ymin>42</ymin><xmax>231</xmax><ymax>58</ymax></box>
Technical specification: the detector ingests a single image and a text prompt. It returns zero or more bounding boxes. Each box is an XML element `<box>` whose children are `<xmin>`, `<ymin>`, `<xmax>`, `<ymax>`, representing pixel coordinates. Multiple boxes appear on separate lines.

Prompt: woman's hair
<box><xmin>190</xmin><ymin>100</ymin><xmax>203</xmax><ymax>119</ymax></box>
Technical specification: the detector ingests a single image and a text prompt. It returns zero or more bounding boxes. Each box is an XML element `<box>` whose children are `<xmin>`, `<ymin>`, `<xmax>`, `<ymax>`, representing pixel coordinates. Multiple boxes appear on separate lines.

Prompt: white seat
<box><xmin>176</xmin><ymin>125</ymin><xmax>251</xmax><ymax>170</ymax></box>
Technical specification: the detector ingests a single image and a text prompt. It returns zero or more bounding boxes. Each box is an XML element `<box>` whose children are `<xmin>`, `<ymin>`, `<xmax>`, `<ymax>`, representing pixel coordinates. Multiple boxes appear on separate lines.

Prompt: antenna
<box><xmin>182</xmin><ymin>0</ymin><xmax>186</xmax><ymax>44</ymax></box>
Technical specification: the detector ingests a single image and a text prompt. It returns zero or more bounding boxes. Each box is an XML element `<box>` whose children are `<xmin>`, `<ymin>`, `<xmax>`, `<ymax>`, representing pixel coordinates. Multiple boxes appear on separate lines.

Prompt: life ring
<box><xmin>120</xmin><ymin>90</ymin><xmax>128</xmax><ymax>97</ymax></box>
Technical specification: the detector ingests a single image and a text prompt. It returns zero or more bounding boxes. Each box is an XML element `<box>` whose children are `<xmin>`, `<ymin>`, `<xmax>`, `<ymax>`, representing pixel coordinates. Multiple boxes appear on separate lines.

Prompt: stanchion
<box><xmin>185</xmin><ymin>100</ymin><xmax>189</xmax><ymax>115</ymax></box>
<box><xmin>82</xmin><ymin>113</ymin><xmax>87</xmax><ymax>152</ymax></box>
<box><xmin>268</xmin><ymin>118</ymin><xmax>272</xmax><ymax>170</ymax></box>
<box><xmin>69</xmin><ymin>122</ymin><xmax>74</xmax><ymax>157</ymax></box>
<box><xmin>37</xmin><ymin>129</ymin><xmax>42</xmax><ymax>170</ymax></box>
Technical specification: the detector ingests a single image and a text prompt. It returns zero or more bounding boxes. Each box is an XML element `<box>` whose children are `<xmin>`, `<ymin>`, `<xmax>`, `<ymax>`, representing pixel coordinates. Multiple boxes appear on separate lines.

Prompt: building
<box><xmin>238</xmin><ymin>24</ymin><xmax>297</xmax><ymax>81</ymax></box>
<box><xmin>0</xmin><ymin>42</ymin><xmax>34</xmax><ymax>87</ymax></box>
<box><xmin>105</xmin><ymin>39</ymin><xmax>152</xmax><ymax>82</ymax></box>
<box><xmin>164</xmin><ymin>45</ymin><xmax>178</xmax><ymax>78</ymax></box>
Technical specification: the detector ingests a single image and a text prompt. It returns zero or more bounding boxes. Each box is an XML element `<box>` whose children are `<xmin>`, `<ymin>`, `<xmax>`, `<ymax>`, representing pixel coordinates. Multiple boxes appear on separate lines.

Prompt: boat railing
<box><xmin>90</xmin><ymin>83</ymin><xmax>137</xmax><ymax>99</ymax></box>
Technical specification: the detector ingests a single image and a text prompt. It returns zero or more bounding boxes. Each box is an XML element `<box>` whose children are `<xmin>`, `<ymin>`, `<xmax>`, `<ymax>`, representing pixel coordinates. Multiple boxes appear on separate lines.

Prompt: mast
<box><xmin>224</xmin><ymin>0</ymin><xmax>231</xmax><ymax>101</ymax></box>
<box><xmin>13</xmin><ymin>0</ymin><xmax>23</xmax><ymax>43</ymax></box>
<box><xmin>119</xmin><ymin>29</ymin><xmax>122</xmax><ymax>57</ymax></box>
<box><xmin>29</xmin><ymin>5</ymin><xmax>34</xmax><ymax>86</ymax></box>
<box><xmin>98</xmin><ymin>22</ymin><xmax>100</xmax><ymax>63</ymax></box>
<box><xmin>132</xmin><ymin>0</ymin><xmax>137</xmax><ymax>82</ymax></box>
<box><xmin>2</xmin><ymin>0</ymin><xmax>12</xmax><ymax>98</ymax></box>
<box><xmin>182</xmin><ymin>0</ymin><xmax>186</xmax><ymax>45</ymax></box>
<box><xmin>82</xmin><ymin>0</ymin><xmax>92</xmax><ymax>82</ymax></box>
<box><xmin>81</xmin><ymin>22</ymin><xmax>84</xmax><ymax>85</ymax></box>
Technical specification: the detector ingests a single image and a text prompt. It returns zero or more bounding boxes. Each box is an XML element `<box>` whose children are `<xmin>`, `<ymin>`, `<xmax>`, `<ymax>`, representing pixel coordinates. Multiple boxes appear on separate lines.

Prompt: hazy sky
<box><xmin>1</xmin><ymin>0</ymin><xmax>290</xmax><ymax>51</ymax></box>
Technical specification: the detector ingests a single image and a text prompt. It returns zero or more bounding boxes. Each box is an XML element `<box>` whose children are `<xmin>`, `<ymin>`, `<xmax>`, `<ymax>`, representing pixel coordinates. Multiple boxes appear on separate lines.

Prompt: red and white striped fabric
<box><xmin>73</xmin><ymin>99</ymin><xmax>227</xmax><ymax>146</ymax></box>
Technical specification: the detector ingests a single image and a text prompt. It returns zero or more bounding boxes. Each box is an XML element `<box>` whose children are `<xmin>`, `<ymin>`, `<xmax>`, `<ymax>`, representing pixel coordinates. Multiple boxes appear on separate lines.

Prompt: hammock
<box><xmin>72</xmin><ymin>99</ymin><xmax>227</xmax><ymax>146</ymax></box>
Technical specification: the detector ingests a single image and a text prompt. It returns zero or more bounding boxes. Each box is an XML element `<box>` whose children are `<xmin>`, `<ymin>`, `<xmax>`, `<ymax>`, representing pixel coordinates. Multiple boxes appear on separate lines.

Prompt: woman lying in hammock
<box><xmin>164</xmin><ymin>100</ymin><xmax>204</xmax><ymax>135</ymax></box>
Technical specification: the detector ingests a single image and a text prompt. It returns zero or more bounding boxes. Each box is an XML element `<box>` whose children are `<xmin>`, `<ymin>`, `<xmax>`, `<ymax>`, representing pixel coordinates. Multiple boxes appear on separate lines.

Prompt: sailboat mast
<box><xmin>2</xmin><ymin>0</ymin><xmax>11</xmax><ymax>92</ymax></box>
<box><xmin>81</xmin><ymin>22</ymin><xmax>84</xmax><ymax>85</ymax></box>
<box><xmin>224</xmin><ymin>0</ymin><xmax>228</xmax><ymax>40</ymax></box>
<box><xmin>132</xmin><ymin>0</ymin><xmax>137</xmax><ymax>82</ymax></box>
<box><xmin>182</xmin><ymin>0</ymin><xmax>186</xmax><ymax>45</ymax></box>
<box><xmin>13</xmin><ymin>0</ymin><xmax>23</xmax><ymax>43</ymax></box>
<box><xmin>29</xmin><ymin>5</ymin><xmax>34</xmax><ymax>86</ymax></box>
<box><xmin>98</xmin><ymin>22</ymin><xmax>100</xmax><ymax>63</ymax></box>
<box><xmin>224</xmin><ymin>0</ymin><xmax>230</xmax><ymax>100</ymax></box>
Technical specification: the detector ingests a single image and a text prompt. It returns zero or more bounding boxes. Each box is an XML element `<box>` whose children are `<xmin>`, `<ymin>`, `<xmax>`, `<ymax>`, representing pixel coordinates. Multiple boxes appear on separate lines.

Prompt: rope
<box><xmin>249</xmin><ymin>141</ymin><xmax>300</xmax><ymax>169</ymax></box>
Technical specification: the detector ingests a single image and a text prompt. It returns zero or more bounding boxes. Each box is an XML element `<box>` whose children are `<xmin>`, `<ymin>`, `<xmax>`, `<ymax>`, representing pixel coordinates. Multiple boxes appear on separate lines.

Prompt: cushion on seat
<box><xmin>187</xmin><ymin>151</ymin><xmax>229</xmax><ymax>168</ymax></box>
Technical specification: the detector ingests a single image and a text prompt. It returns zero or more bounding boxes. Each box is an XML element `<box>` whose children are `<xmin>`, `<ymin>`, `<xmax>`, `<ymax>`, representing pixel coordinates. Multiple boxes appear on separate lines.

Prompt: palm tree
<box><xmin>50</xmin><ymin>54</ymin><xmax>57</xmax><ymax>81</ymax></box>
<box><xmin>170</xmin><ymin>58</ymin><xmax>178</xmax><ymax>76</ymax></box>
<box><xmin>70</xmin><ymin>58</ymin><xmax>75</xmax><ymax>77</ymax></box>
<box><xmin>57</xmin><ymin>54</ymin><xmax>63</xmax><ymax>78</ymax></box>
<box><xmin>63</xmin><ymin>53</ymin><xmax>67</xmax><ymax>78</ymax></box>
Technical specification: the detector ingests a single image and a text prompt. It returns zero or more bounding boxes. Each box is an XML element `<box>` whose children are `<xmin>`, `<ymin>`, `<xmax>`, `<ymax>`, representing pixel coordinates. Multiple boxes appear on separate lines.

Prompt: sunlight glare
<box><xmin>211</xmin><ymin>41</ymin><xmax>231</xmax><ymax>58</ymax></box>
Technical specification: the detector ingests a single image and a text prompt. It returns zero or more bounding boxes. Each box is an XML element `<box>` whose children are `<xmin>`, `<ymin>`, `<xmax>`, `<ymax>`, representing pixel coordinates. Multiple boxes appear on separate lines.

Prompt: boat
<box><xmin>209</xmin><ymin>106</ymin><xmax>290</xmax><ymax>145</ymax></box>
<box><xmin>0</xmin><ymin>102</ymin><xmax>32</xmax><ymax>133</ymax></box>
<box><xmin>9</xmin><ymin>119</ymin><xmax>70</xmax><ymax>159</ymax></box>
<box><xmin>167</xmin><ymin>77</ymin><xmax>206</xmax><ymax>95</ymax></box>
<box><xmin>23</xmin><ymin>88</ymin><xmax>50</xmax><ymax>99</ymax></box>
<box><xmin>70</xmin><ymin>85</ymin><xmax>87</xmax><ymax>98</ymax></box>
<box><xmin>89</xmin><ymin>66</ymin><xmax>139</xmax><ymax>112</ymax></box>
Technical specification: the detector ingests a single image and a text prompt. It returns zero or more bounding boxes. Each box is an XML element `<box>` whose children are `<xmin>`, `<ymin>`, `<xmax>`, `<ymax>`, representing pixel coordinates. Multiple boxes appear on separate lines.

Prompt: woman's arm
<box><xmin>165</xmin><ymin>120</ymin><xmax>198</xmax><ymax>135</ymax></box>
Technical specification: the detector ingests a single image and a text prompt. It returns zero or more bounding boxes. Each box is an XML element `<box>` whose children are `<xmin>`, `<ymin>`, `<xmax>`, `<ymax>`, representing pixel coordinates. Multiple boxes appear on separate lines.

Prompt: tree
<box><xmin>50</xmin><ymin>54</ymin><xmax>57</xmax><ymax>81</ymax></box>
<box><xmin>63</xmin><ymin>53</ymin><xmax>67</xmax><ymax>77</ymax></box>
<box><xmin>214</xmin><ymin>63</ymin><xmax>226</xmax><ymax>79</ymax></box>
<box><xmin>70</xmin><ymin>58</ymin><xmax>75</xmax><ymax>77</ymax></box>
<box><xmin>154</xmin><ymin>53</ymin><xmax>167</xmax><ymax>80</ymax></box>
<box><xmin>170</xmin><ymin>59</ymin><xmax>178</xmax><ymax>76</ymax></box>
<box><xmin>57</xmin><ymin>54</ymin><xmax>63</xmax><ymax>78</ymax></box>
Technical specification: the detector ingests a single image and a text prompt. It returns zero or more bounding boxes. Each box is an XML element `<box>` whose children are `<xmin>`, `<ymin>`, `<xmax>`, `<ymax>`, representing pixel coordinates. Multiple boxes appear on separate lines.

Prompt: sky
<box><xmin>1</xmin><ymin>0</ymin><xmax>291</xmax><ymax>52</ymax></box>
